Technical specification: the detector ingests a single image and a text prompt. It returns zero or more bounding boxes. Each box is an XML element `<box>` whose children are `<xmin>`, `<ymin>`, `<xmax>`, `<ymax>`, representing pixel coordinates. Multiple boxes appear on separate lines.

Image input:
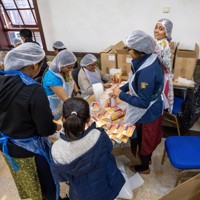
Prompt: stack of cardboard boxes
<box><xmin>173</xmin><ymin>43</ymin><xmax>199</xmax><ymax>81</ymax></box>
<box><xmin>100</xmin><ymin>41</ymin><xmax>132</xmax><ymax>76</ymax></box>
<box><xmin>101</xmin><ymin>41</ymin><xmax>199</xmax><ymax>84</ymax></box>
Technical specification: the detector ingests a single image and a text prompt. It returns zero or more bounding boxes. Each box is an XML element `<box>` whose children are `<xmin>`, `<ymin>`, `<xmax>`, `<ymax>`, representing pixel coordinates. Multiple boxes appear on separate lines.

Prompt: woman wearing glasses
<box><xmin>111</xmin><ymin>30</ymin><xmax>164</xmax><ymax>174</ymax></box>
<box><xmin>78</xmin><ymin>54</ymin><xmax>112</xmax><ymax>98</ymax></box>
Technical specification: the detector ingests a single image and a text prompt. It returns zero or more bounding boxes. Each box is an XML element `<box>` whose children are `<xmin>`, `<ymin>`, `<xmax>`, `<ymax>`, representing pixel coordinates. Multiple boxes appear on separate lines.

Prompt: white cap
<box><xmin>4</xmin><ymin>43</ymin><xmax>45</xmax><ymax>71</ymax></box>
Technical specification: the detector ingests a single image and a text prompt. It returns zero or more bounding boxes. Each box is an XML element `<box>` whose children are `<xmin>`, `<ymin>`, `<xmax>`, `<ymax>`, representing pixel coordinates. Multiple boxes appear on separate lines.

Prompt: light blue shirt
<box><xmin>42</xmin><ymin>69</ymin><xmax>63</xmax><ymax>96</ymax></box>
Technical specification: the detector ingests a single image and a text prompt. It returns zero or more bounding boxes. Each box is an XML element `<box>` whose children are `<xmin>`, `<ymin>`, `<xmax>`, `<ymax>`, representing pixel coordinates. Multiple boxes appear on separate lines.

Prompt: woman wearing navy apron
<box><xmin>0</xmin><ymin>43</ymin><xmax>64</xmax><ymax>200</ymax></box>
<box><xmin>111</xmin><ymin>30</ymin><xmax>164</xmax><ymax>174</ymax></box>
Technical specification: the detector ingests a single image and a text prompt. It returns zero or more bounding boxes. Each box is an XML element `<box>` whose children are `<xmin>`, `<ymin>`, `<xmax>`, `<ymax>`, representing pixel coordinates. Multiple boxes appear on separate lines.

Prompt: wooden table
<box><xmin>86</xmin><ymin>95</ymin><xmax>95</xmax><ymax>104</ymax></box>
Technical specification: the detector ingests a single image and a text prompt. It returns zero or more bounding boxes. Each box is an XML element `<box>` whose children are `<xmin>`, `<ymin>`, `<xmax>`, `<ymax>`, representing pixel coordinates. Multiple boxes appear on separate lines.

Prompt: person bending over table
<box><xmin>42</xmin><ymin>50</ymin><xmax>80</xmax><ymax>120</ymax></box>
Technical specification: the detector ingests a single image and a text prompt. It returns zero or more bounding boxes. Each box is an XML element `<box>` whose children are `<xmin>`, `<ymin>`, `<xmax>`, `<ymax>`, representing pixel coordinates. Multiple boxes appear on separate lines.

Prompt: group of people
<box><xmin>0</xmin><ymin>18</ymin><xmax>173</xmax><ymax>200</ymax></box>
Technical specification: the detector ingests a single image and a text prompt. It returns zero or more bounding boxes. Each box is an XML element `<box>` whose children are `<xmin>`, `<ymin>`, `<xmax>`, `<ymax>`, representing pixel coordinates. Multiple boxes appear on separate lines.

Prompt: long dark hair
<box><xmin>62</xmin><ymin>97</ymin><xmax>90</xmax><ymax>140</ymax></box>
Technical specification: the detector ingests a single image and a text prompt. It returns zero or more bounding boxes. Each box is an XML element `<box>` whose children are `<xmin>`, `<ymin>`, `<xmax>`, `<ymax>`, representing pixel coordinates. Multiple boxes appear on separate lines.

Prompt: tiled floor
<box><xmin>1</xmin><ymin>123</ymin><xmax>200</xmax><ymax>200</ymax></box>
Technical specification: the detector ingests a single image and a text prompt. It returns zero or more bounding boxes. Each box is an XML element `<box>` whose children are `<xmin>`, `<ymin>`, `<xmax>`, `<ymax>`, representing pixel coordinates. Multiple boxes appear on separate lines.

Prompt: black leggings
<box><xmin>35</xmin><ymin>155</ymin><xmax>56</xmax><ymax>200</ymax></box>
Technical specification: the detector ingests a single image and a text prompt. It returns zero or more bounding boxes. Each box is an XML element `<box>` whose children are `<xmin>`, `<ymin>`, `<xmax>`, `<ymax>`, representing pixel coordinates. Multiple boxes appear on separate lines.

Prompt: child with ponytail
<box><xmin>51</xmin><ymin>97</ymin><xmax>125</xmax><ymax>200</ymax></box>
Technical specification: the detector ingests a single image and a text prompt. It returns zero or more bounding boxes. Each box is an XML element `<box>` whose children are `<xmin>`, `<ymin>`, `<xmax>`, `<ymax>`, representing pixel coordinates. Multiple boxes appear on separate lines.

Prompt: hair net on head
<box><xmin>52</xmin><ymin>41</ymin><xmax>66</xmax><ymax>49</ymax></box>
<box><xmin>13</xmin><ymin>38</ymin><xmax>22</xmax><ymax>47</ymax></box>
<box><xmin>158</xmin><ymin>18</ymin><xmax>173</xmax><ymax>41</ymax></box>
<box><xmin>80</xmin><ymin>54</ymin><xmax>97</xmax><ymax>67</ymax></box>
<box><xmin>50</xmin><ymin>50</ymin><xmax>77</xmax><ymax>73</ymax></box>
<box><xmin>4</xmin><ymin>43</ymin><xmax>45</xmax><ymax>71</ymax></box>
<box><xmin>126</xmin><ymin>30</ymin><xmax>156</xmax><ymax>54</ymax></box>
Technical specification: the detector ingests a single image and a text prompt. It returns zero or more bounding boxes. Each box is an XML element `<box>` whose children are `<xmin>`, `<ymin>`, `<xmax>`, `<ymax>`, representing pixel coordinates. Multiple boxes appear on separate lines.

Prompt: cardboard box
<box><xmin>100</xmin><ymin>46</ymin><xmax>117</xmax><ymax>74</ymax></box>
<box><xmin>173</xmin><ymin>43</ymin><xmax>199</xmax><ymax>81</ymax></box>
<box><xmin>100</xmin><ymin>41</ymin><xmax>132</xmax><ymax>75</ymax></box>
<box><xmin>100</xmin><ymin>41</ymin><xmax>125</xmax><ymax>74</ymax></box>
<box><xmin>117</xmin><ymin>54</ymin><xmax>132</xmax><ymax>76</ymax></box>
<box><xmin>112</xmin><ymin>41</ymin><xmax>132</xmax><ymax>76</ymax></box>
<box><xmin>160</xmin><ymin>174</ymin><xmax>200</xmax><ymax>200</ymax></box>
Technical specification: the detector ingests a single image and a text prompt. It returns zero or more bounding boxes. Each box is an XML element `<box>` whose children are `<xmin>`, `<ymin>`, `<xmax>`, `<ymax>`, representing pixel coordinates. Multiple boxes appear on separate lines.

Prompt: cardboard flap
<box><xmin>174</xmin><ymin>43</ymin><xmax>199</xmax><ymax>80</ymax></box>
<box><xmin>176</xmin><ymin>43</ymin><xmax>199</xmax><ymax>58</ymax></box>
<box><xmin>116</xmin><ymin>49</ymin><xmax>127</xmax><ymax>54</ymax></box>
<box><xmin>111</xmin><ymin>41</ymin><xmax>125</xmax><ymax>54</ymax></box>
<box><xmin>101</xmin><ymin>46</ymin><xmax>112</xmax><ymax>53</ymax></box>
<box><xmin>160</xmin><ymin>174</ymin><xmax>200</xmax><ymax>200</ymax></box>
<box><xmin>170</xmin><ymin>42</ymin><xmax>176</xmax><ymax>50</ymax></box>
<box><xmin>101</xmin><ymin>41</ymin><xmax>126</xmax><ymax>54</ymax></box>
<box><xmin>194</xmin><ymin>43</ymin><xmax>199</xmax><ymax>59</ymax></box>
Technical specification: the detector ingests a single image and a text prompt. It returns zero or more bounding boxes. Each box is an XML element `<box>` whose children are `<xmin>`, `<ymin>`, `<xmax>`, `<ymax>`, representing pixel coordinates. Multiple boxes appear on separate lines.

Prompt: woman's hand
<box><xmin>51</xmin><ymin>86</ymin><xmax>68</xmax><ymax>101</ymax></box>
<box><xmin>53</xmin><ymin>119</ymin><xmax>62</xmax><ymax>131</ymax></box>
<box><xmin>109</xmin><ymin>75</ymin><xmax>114</xmax><ymax>82</ymax></box>
<box><xmin>110</xmin><ymin>87</ymin><xmax>122</xmax><ymax>98</ymax></box>
<box><xmin>55</xmin><ymin>123</ymin><xmax>62</xmax><ymax>131</ymax></box>
<box><xmin>103</xmin><ymin>82</ymin><xmax>112</xmax><ymax>89</ymax></box>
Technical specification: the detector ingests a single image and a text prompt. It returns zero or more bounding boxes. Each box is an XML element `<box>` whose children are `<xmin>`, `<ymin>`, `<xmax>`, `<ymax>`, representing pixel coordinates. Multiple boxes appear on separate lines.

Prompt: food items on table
<box><xmin>105</xmin><ymin>106</ymin><xmax>125</xmax><ymax>121</ymax></box>
<box><xmin>90</xmin><ymin>102</ymin><xmax>101</xmax><ymax>112</ymax></box>
<box><xmin>106</xmin><ymin>123</ymin><xmax>135</xmax><ymax>143</ymax></box>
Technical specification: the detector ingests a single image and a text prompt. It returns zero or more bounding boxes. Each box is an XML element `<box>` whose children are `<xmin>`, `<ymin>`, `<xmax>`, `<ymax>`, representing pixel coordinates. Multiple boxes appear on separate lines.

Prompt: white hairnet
<box><xmin>126</xmin><ymin>30</ymin><xmax>156</xmax><ymax>54</ymax></box>
<box><xmin>50</xmin><ymin>50</ymin><xmax>77</xmax><ymax>73</ymax></box>
<box><xmin>158</xmin><ymin>18</ymin><xmax>173</xmax><ymax>41</ymax></box>
<box><xmin>4</xmin><ymin>43</ymin><xmax>45</xmax><ymax>71</ymax></box>
<box><xmin>80</xmin><ymin>54</ymin><xmax>97</xmax><ymax>67</ymax></box>
<box><xmin>13</xmin><ymin>38</ymin><xmax>22</xmax><ymax>47</ymax></box>
<box><xmin>52</xmin><ymin>41</ymin><xmax>66</xmax><ymax>49</ymax></box>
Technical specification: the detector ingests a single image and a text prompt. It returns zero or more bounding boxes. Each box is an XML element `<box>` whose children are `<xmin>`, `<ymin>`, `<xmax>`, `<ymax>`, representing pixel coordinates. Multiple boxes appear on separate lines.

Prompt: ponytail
<box><xmin>62</xmin><ymin>97</ymin><xmax>90</xmax><ymax>140</ymax></box>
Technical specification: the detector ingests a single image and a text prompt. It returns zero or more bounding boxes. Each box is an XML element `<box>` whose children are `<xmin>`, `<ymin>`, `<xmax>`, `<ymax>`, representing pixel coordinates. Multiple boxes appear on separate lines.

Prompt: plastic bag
<box><xmin>48</xmin><ymin>95</ymin><xmax>63</xmax><ymax>120</ymax></box>
<box><xmin>179</xmin><ymin>81</ymin><xmax>200</xmax><ymax>129</ymax></box>
<box><xmin>117</xmin><ymin>161</ymin><xmax>133</xmax><ymax>199</ymax></box>
<box><xmin>116</xmin><ymin>158</ymin><xmax>144</xmax><ymax>199</ymax></box>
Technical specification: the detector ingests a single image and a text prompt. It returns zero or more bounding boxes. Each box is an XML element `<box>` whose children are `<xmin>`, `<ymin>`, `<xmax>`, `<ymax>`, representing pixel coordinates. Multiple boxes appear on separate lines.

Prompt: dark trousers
<box><xmin>35</xmin><ymin>155</ymin><xmax>56</xmax><ymax>200</ymax></box>
<box><xmin>130</xmin><ymin>123</ymin><xmax>153</xmax><ymax>169</ymax></box>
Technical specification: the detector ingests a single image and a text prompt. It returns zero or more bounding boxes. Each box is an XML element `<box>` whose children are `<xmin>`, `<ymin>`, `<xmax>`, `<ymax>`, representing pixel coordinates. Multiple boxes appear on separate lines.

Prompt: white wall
<box><xmin>37</xmin><ymin>0</ymin><xmax>200</xmax><ymax>52</ymax></box>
